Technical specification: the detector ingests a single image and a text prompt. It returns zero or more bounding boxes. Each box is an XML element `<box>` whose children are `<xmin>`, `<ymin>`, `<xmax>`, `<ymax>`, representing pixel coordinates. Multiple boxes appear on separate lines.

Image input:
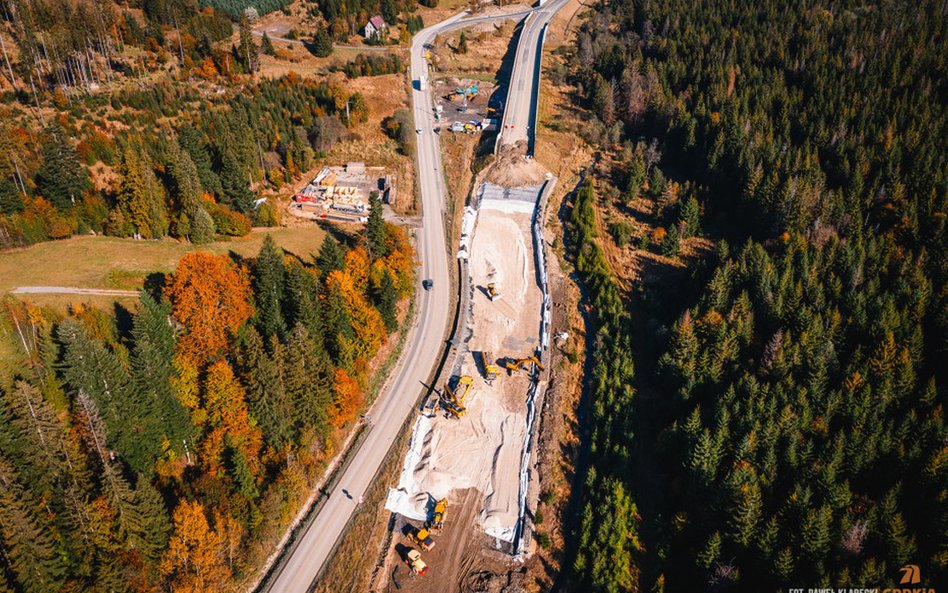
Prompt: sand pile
<box><xmin>384</xmin><ymin>372</ymin><xmax>528</xmax><ymax>541</ymax></box>
<box><xmin>485</xmin><ymin>142</ymin><xmax>548</xmax><ymax>187</ymax></box>
<box><xmin>386</xmin><ymin>194</ymin><xmax>543</xmax><ymax>544</ymax></box>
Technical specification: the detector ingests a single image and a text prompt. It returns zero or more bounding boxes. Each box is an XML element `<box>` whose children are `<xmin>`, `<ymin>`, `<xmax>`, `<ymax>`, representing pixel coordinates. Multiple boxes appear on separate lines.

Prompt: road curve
<box><xmin>497</xmin><ymin>0</ymin><xmax>572</xmax><ymax>153</ymax></box>
<box><xmin>259</xmin><ymin>9</ymin><xmax>534</xmax><ymax>593</ymax></box>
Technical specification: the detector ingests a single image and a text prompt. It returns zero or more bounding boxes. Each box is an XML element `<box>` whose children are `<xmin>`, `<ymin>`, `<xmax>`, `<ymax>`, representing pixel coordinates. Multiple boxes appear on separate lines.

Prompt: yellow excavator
<box><xmin>429</xmin><ymin>498</ymin><xmax>448</xmax><ymax>530</ymax></box>
<box><xmin>481</xmin><ymin>351</ymin><xmax>500</xmax><ymax>383</ymax></box>
<box><xmin>441</xmin><ymin>383</ymin><xmax>466</xmax><ymax>418</ymax></box>
<box><xmin>504</xmin><ymin>356</ymin><xmax>545</xmax><ymax>375</ymax></box>
<box><xmin>486</xmin><ymin>283</ymin><xmax>501</xmax><ymax>301</ymax></box>
<box><xmin>454</xmin><ymin>375</ymin><xmax>473</xmax><ymax>404</ymax></box>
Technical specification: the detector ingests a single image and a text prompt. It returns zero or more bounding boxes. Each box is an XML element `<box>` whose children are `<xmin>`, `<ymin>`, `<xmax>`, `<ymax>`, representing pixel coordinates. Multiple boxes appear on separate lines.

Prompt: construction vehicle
<box><xmin>481</xmin><ymin>351</ymin><xmax>500</xmax><ymax>383</ymax></box>
<box><xmin>405</xmin><ymin>548</ymin><xmax>429</xmax><ymax>575</ymax></box>
<box><xmin>443</xmin><ymin>398</ymin><xmax>466</xmax><ymax>418</ymax></box>
<box><xmin>429</xmin><ymin>498</ymin><xmax>448</xmax><ymax>530</ymax></box>
<box><xmin>454</xmin><ymin>375</ymin><xmax>473</xmax><ymax>404</ymax></box>
<box><xmin>441</xmin><ymin>380</ymin><xmax>468</xmax><ymax>418</ymax></box>
<box><xmin>421</xmin><ymin>395</ymin><xmax>440</xmax><ymax>417</ymax></box>
<box><xmin>504</xmin><ymin>356</ymin><xmax>545</xmax><ymax>375</ymax></box>
<box><xmin>408</xmin><ymin>526</ymin><xmax>436</xmax><ymax>551</ymax></box>
<box><xmin>486</xmin><ymin>283</ymin><xmax>501</xmax><ymax>301</ymax></box>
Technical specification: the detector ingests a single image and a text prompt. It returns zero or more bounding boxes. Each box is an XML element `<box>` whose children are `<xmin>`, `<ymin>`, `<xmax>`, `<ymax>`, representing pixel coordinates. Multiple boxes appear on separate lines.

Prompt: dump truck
<box><xmin>504</xmin><ymin>356</ymin><xmax>545</xmax><ymax>374</ymax></box>
<box><xmin>405</xmin><ymin>548</ymin><xmax>429</xmax><ymax>575</ymax></box>
<box><xmin>429</xmin><ymin>498</ymin><xmax>448</xmax><ymax>530</ymax></box>
<box><xmin>487</xmin><ymin>283</ymin><xmax>501</xmax><ymax>301</ymax></box>
<box><xmin>408</xmin><ymin>526</ymin><xmax>436</xmax><ymax>551</ymax></box>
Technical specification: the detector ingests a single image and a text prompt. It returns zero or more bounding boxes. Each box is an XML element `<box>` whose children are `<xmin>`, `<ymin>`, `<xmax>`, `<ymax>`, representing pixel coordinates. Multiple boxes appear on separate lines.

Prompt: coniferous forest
<box><xmin>0</xmin><ymin>208</ymin><xmax>414</xmax><ymax>591</ymax></box>
<box><xmin>564</xmin><ymin>0</ymin><xmax>946</xmax><ymax>591</ymax></box>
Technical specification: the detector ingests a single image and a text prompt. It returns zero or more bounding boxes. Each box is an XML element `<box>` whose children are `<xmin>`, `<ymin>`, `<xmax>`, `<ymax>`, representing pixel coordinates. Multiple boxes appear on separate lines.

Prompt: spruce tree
<box><xmin>238</xmin><ymin>327</ymin><xmax>293</xmax><ymax>449</ymax></box>
<box><xmin>177</xmin><ymin>124</ymin><xmax>221</xmax><ymax>197</ymax></box>
<box><xmin>253</xmin><ymin>234</ymin><xmax>287</xmax><ymax>340</ymax></box>
<box><xmin>35</xmin><ymin>124</ymin><xmax>90</xmax><ymax>210</ymax></box>
<box><xmin>316</xmin><ymin>235</ymin><xmax>345</xmax><ymax>277</ymax></box>
<box><xmin>313</xmin><ymin>27</ymin><xmax>333</xmax><ymax>57</ymax></box>
<box><xmin>191</xmin><ymin>206</ymin><xmax>216</xmax><ymax>244</ymax></box>
<box><xmin>284</xmin><ymin>260</ymin><xmax>324</xmax><ymax>345</ymax></box>
<box><xmin>0</xmin><ymin>455</ymin><xmax>66</xmax><ymax>593</ymax></box>
<box><xmin>261</xmin><ymin>31</ymin><xmax>276</xmax><ymax>56</ymax></box>
<box><xmin>237</xmin><ymin>15</ymin><xmax>259</xmax><ymax>73</ymax></box>
<box><xmin>219</xmin><ymin>150</ymin><xmax>255</xmax><ymax>213</ymax></box>
<box><xmin>284</xmin><ymin>324</ymin><xmax>331</xmax><ymax>433</ymax></box>
<box><xmin>375</xmin><ymin>271</ymin><xmax>399</xmax><ymax>332</ymax></box>
<box><xmin>131</xmin><ymin>292</ymin><xmax>195</xmax><ymax>456</ymax></box>
<box><xmin>365</xmin><ymin>192</ymin><xmax>388</xmax><ymax>260</ymax></box>
<box><xmin>59</xmin><ymin>321</ymin><xmax>162</xmax><ymax>476</ymax></box>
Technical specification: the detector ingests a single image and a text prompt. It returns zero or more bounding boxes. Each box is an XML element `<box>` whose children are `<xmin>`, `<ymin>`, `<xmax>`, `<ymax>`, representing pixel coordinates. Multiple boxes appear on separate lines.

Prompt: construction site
<box><xmin>430</xmin><ymin>77</ymin><xmax>501</xmax><ymax>134</ymax></box>
<box><xmin>287</xmin><ymin>162</ymin><xmax>396</xmax><ymax>222</ymax></box>
<box><xmin>378</xmin><ymin>171</ymin><xmax>553</xmax><ymax>591</ymax></box>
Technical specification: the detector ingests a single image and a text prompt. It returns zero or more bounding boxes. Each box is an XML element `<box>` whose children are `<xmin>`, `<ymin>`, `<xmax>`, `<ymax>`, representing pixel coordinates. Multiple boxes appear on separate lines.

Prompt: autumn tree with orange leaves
<box><xmin>165</xmin><ymin>252</ymin><xmax>253</xmax><ymax>365</ymax></box>
<box><xmin>160</xmin><ymin>500</ymin><xmax>234</xmax><ymax>593</ymax></box>
<box><xmin>201</xmin><ymin>361</ymin><xmax>263</xmax><ymax>489</ymax></box>
<box><xmin>328</xmin><ymin>368</ymin><xmax>363</xmax><ymax>428</ymax></box>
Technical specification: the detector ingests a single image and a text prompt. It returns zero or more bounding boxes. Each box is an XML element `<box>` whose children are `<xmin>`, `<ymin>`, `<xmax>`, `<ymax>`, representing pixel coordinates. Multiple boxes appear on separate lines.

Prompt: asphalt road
<box><xmin>259</xmin><ymin>9</ymin><xmax>536</xmax><ymax>593</ymax></box>
<box><xmin>497</xmin><ymin>0</ymin><xmax>572</xmax><ymax>153</ymax></box>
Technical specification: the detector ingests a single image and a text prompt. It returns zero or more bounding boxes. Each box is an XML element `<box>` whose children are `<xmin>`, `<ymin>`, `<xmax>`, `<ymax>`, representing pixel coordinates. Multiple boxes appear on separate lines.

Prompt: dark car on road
<box><xmin>422</xmin><ymin>279</ymin><xmax>433</xmax><ymax>290</ymax></box>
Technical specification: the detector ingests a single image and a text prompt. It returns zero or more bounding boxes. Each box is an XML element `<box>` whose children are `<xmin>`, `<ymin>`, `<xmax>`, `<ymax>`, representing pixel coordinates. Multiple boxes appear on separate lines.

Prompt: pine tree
<box><xmin>35</xmin><ymin>124</ymin><xmax>90</xmax><ymax>210</ymax></box>
<box><xmin>365</xmin><ymin>193</ymin><xmax>388</xmax><ymax>260</ymax></box>
<box><xmin>313</xmin><ymin>27</ymin><xmax>333</xmax><ymax>57</ymax></box>
<box><xmin>253</xmin><ymin>234</ymin><xmax>287</xmax><ymax>339</ymax></box>
<box><xmin>457</xmin><ymin>31</ymin><xmax>468</xmax><ymax>54</ymax></box>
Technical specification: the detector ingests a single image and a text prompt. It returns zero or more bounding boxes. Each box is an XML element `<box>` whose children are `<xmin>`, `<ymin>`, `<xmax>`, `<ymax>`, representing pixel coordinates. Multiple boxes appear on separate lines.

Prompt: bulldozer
<box><xmin>486</xmin><ymin>283</ymin><xmax>501</xmax><ymax>301</ymax></box>
<box><xmin>504</xmin><ymin>356</ymin><xmax>545</xmax><ymax>375</ymax></box>
<box><xmin>408</xmin><ymin>525</ymin><xmax>436</xmax><ymax>551</ymax></box>
<box><xmin>405</xmin><ymin>548</ymin><xmax>429</xmax><ymax>575</ymax></box>
<box><xmin>481</xmin><ymin>351</ymin><xmax>500</xmax><ymax>383</ymax></box>
<box><xmin>429</xmin><ymin>498</ymin><xmax>448</xmax><ymax>530</ymax></box>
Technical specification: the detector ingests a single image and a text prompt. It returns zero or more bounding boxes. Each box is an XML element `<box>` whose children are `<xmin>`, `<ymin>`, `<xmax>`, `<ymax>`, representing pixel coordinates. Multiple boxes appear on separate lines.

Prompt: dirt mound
<box><xmin>484</xmin><ymin>142</ymin><xmax>548</xmax><ymax>188</ymax></box>
<box><xmin>464</xmin><ymin>569</ymin><xmax>525</xmax><ymax>593</ymax></box>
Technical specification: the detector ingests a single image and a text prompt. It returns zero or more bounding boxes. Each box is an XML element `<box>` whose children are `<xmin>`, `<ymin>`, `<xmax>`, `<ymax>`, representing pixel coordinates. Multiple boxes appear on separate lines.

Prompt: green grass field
<box><xmin>0</xmin><ymin>226</ymin><xmax>326</xmax><ymax>308</ymax></box>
